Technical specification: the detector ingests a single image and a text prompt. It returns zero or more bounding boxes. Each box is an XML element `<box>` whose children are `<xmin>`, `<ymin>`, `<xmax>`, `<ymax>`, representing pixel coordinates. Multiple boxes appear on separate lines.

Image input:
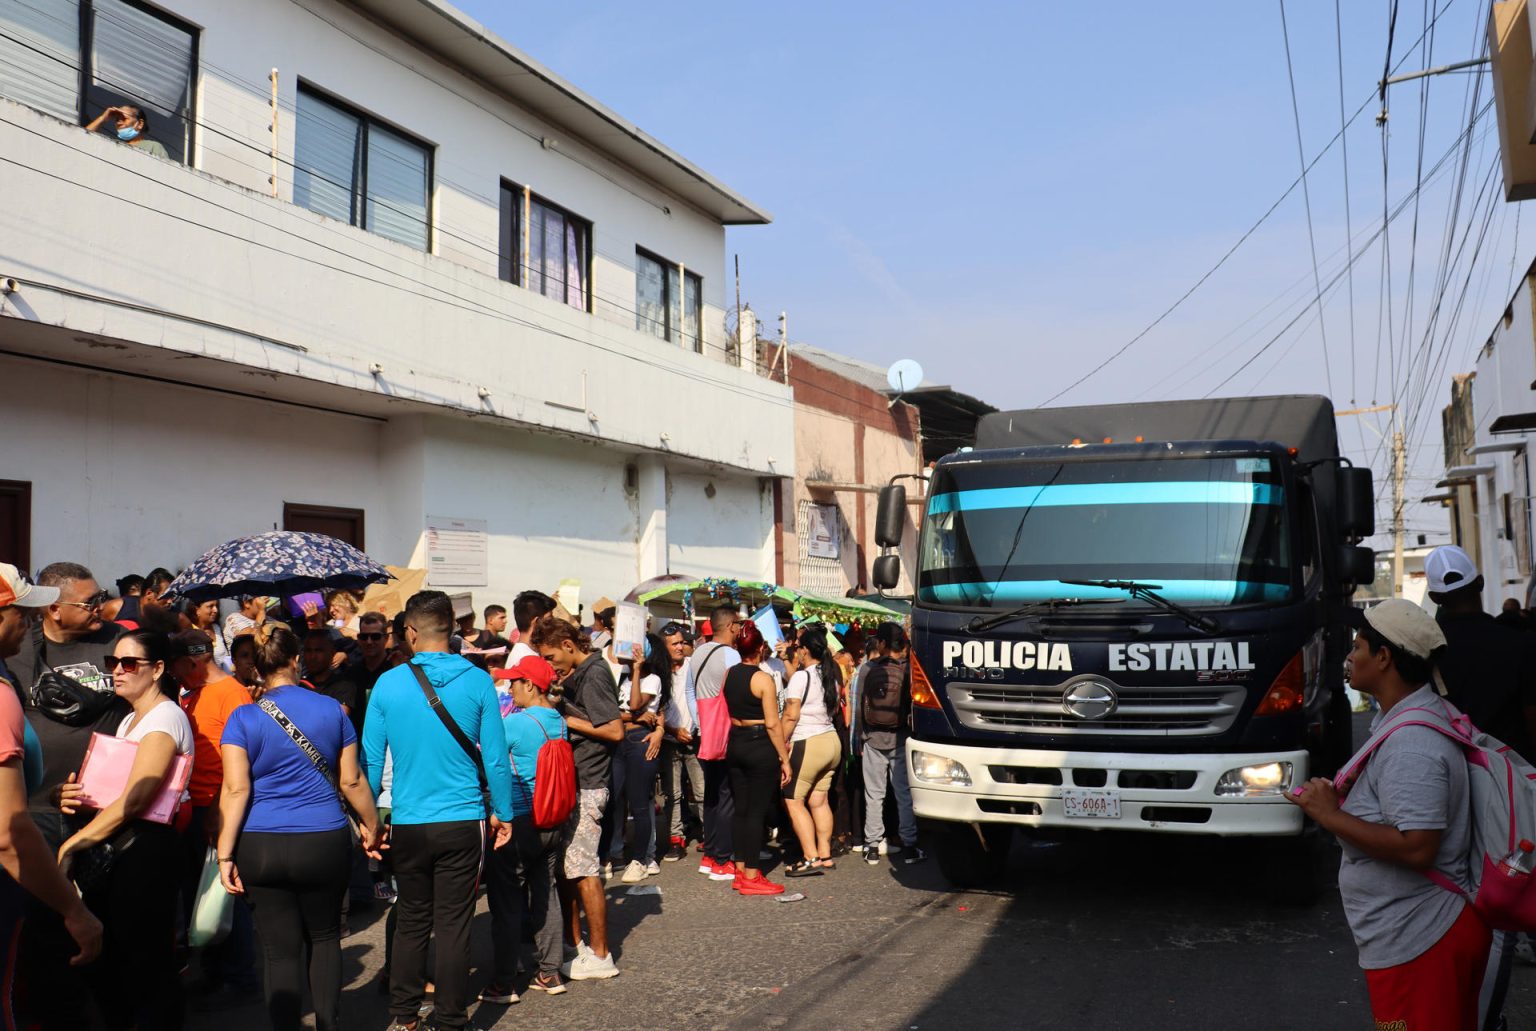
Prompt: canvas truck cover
<box><xmin>973</xmin><ymin>395</ymin><xmax>1339</xmax><ymax>467</ymax></box>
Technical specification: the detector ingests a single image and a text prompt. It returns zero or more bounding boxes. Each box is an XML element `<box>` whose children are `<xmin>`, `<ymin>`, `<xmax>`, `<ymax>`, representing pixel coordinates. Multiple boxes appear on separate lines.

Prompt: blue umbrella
<box><xmin>165</xmin><ymin>531</ymin><xmax>393</xmax><ymax>602</ymax></box>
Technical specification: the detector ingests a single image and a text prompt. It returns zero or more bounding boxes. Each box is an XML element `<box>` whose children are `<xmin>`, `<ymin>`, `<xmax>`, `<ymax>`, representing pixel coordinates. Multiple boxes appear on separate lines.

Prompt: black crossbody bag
<box><xmin>409</xmin><ymin>663</ymin><xmax>493</xmax><ymax>819</ymax></box>
<box><xmin>257</xmin><ymin>698</ymin><xmax>359</xmax><ymax>834</ymax></box>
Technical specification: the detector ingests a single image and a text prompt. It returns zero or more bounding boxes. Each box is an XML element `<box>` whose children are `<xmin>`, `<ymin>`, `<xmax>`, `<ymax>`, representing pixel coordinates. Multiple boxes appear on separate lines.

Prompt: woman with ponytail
<box><xmin>58</xmin><ymin>628</ymin><xmax>194</xmax><ymax>1029</ymax></box>
<box><xmin>779</xmin><ymin>626</ymin><xmax>844</xmax><ymax>876</ymax></box>
<box><xmin>216</xmin><ymin>622</ymin><xmax>381</xmax><ymax>1031</ymax></box>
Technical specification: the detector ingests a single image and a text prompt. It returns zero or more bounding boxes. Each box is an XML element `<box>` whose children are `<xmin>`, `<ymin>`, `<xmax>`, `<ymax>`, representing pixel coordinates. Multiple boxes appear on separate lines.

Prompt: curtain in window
<box><xmin>0</xmin><ymin>0</ymin><xmax>80</xmax><ymax>122</ymax></box>
<box><xmin>683</xmin><ymin>272</ymin><xmax>701</xmax><ymax>353</ymax></box>
<box><xmin>365</xmin><ymin>122</ymin><xmax>429</xmax><ymax>250</ymax></box>
<box><xmin>88</xmin><ymin>0</ymin><xmax>194</xmax><ymax>161</ymax></box>
<box><xmin>539</xmin><ymin>203</ymin><xmax>563</xmax><ymax>302</ymax></box>
<box><xmin>635</xmin><ymin>253</ymin><xmax>668</xmax><ymax>340</ymax></box>
<box><xmin>294</xmin><ymin>89</ymin><xmax>361</xmax><ymax>226</ymax></box>
<box><xmin>565</xmin><ymin>220</ymin><xmax>587</xmax><ymax>310</ymax></box>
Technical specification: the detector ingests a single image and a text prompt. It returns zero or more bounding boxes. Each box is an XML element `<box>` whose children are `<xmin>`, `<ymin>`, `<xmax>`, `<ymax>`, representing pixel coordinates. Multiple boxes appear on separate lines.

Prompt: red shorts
<box><xmin>1363</xmin><ymin>903</ymin><xmax>1491</xmax><ymax>1030</ymax></box>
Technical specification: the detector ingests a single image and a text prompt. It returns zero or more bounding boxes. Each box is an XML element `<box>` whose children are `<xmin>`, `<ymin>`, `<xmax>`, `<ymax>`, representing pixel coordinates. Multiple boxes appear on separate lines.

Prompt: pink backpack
<box><xmin>1337</xmin><ymin>698</ymin><xmax>1536</xmax><ymax>931</ymax></box>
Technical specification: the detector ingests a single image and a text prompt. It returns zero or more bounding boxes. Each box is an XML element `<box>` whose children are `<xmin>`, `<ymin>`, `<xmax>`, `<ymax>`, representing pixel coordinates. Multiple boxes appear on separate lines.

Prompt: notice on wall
<box><xmin>806</xmin><ymin>503</ymin><xmax>841</xmax><ymax>560</ymax></box>
<box><xmin>425</xmin><ymin>516</ymin><xmax>488</xmax><ymax>587</ymax></box>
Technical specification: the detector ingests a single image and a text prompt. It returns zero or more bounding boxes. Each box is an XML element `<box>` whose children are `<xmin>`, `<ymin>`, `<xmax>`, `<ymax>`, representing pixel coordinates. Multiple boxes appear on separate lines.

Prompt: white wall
<box><xmin>665</xmin><ymin>471</ymin><xmax>773</xmax><ymax>583</ymax></box>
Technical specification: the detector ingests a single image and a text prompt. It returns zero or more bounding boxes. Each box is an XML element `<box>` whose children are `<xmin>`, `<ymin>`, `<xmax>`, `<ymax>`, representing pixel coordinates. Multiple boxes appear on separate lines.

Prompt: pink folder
<box><xmin>76</xmin><ymin>732</ymin><xmax>193</xmax><ymax>825</ymax></box>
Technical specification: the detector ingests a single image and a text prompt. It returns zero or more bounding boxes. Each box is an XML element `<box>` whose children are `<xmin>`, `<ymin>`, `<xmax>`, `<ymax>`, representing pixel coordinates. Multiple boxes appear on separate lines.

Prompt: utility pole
<box><xmin>1336</xmin><ymin>404</ymin><xmax>1402</xmax><ymax>596</ymax></box>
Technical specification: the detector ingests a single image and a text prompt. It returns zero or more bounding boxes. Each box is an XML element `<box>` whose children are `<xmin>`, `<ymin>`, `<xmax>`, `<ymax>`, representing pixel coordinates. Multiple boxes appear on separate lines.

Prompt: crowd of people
<box><xmin>0</xmin><ymin>558</ymin><xmax>923</xmax><ymax>1031</ymax></box>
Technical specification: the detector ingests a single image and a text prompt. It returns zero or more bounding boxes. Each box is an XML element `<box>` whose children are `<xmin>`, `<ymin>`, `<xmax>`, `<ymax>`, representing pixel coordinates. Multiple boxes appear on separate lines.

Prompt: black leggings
<box><xmin>85</xmin><ymin>821</ymin><xmax>184</xmax><ymax>1030</ymax></box>
<box><xmin>236</xmin><ymin>827</ymin><xmax>352</xmax><ymax>1031</ymax></box>
<box><xmin>726</xmin><ymin>728</ymin><xmax>780</xmax><ymax>869</ymax></box>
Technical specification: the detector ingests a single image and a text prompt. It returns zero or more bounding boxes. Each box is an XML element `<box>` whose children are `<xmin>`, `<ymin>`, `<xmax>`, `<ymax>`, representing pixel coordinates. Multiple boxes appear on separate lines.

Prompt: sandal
<box><xmin>815</xmin><ymin>856</ymin><xmax>837</xmax><ymax>871</ymax></box>
<box><xmin>783</xmin><ymin>859</ymin><xmax>824</xmax><ymax>877</ymax></box>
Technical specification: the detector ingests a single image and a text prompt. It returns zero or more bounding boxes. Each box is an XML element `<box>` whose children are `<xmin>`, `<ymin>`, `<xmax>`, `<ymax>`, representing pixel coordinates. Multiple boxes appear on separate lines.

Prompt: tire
<box><xmin>934</xmin><ymin>823</ymin><xmax>1011</xmax><ymax>888</ymax></box>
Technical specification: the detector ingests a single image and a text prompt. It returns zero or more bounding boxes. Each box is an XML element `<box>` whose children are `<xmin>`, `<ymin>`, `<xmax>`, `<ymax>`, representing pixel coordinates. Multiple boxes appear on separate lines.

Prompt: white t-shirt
<box><xmin>623</xmin><ymin>672</ymin><xmax>662</xmax><ymax>715</ymax></box>
<box><xmin>666</xmin><ymin>658</ymin><xmax>695</xmax><ymax>733</ymax></box>
<box><xmin>783</xmin><ymin>667</ymin><xmax>835</xmax><ymax>742</ymax></box>
<box><xmin>508</xmin><ymin>641</ymin><xmax>538</xmax><ymax>665</ymax></box>
<box><xmin>118</xmin><ymin>698</ymin><xmax>195</xmax><ymax>804</ymax></box>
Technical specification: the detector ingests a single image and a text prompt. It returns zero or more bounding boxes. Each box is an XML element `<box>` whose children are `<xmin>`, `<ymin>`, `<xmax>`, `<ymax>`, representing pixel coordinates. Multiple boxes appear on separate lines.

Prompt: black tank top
<box><xmin>723</xmin><ymin>664</ymin><xmax>761</xmax><ymax>721</ymax></box>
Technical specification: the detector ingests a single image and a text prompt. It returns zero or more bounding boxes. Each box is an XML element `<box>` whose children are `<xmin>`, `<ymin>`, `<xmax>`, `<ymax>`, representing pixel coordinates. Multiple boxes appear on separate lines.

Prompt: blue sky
<box><xmin>461</xmin><ymin>0</ymin><xmax>1512</xmax><ymax>539</ymax></box>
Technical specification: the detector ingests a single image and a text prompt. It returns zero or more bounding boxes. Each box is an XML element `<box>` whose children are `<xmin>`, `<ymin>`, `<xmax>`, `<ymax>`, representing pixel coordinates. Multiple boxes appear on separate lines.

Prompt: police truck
<box><xmin>871</xmin><ymin>395</ymin><xmax>1375</xmax><ymax>886</ymax></box>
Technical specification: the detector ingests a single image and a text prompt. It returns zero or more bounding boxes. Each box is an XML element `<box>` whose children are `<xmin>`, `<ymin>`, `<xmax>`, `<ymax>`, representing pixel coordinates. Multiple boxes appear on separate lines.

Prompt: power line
<box><xmin>1278</xmin><ymin>0</ymin><xmax>1335</xmax><ymax>397</ymax></box>
<box><xmin>1336</xmin><ymin>0</ymin><xmax>1361</xmax><ymax>404</ymax></box>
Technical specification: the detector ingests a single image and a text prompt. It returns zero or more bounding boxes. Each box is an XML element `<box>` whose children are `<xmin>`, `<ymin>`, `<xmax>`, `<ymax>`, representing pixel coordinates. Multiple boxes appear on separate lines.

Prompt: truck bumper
<box><xmin>906</xmin><ymin>739</ymin><xmax>1307</xmax><ymax>837</ymax></box>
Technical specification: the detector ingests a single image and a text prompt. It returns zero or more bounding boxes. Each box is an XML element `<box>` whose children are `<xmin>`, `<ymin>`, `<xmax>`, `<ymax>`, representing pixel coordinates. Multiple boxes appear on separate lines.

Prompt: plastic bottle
<box><xmin>1499</xmin><ymin>839</ymin><xmax>1536</xmax><ymax>877</ymax></box>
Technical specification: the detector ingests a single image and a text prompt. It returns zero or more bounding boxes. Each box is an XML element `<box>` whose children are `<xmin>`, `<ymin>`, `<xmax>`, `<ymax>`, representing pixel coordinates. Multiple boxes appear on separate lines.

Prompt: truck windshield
<box><xmin>918</xmin><ymin>454</ymin><xmax>1293</xmax><ymax>609</ymax></box>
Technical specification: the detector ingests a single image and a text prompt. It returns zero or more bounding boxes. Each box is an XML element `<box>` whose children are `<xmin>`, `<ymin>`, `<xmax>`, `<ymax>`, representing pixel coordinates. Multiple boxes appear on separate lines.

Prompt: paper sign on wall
<box><xmin>614</xmin><ymin>602</ymin><xmax>648</xmax><ymax>660</ymax></box>
<box><xmin>426</xmin><ymin>516</ymin><xmax>488</xmax><ymax>587</ymax></box>
<box><xmin>807</xmin><ymin>503</ymin><xmax>840</xmax><ymax>560</ymax></box>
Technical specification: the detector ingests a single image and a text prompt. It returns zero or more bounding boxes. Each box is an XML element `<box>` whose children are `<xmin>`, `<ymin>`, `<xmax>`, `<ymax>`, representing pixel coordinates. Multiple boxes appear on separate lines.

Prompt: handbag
<box><xmin>693</xmin><ymin>644</ymin><xmax>733</xmax><ymax>762</ymax></box>
<box><xmin>27</xmin><ymin>625</ymin><xmax>114</xmax><ymax>727</ymax></box>
<box><xmin>408</xmin><ymin>663</ymin><xmax>494</xmax><ymax>818</ymax></box>
<box><xmin>256</xmin><ymin>698</ymin><xmax>359</xmax><ymax>834</ymax></box>
<box><xmin>188</xmin><ymin>845</ymin><xmax>234</xmax><ymax>947</ymax></box>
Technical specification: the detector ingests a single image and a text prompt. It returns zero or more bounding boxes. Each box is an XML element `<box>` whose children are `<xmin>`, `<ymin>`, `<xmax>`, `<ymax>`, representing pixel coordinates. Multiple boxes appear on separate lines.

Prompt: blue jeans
<box><xmin>862</xmin><ymin>741</ymin><xmax>918</xmax><ymax>848</ymax></box>
<box><xmin>605</xmin><ymin>726</ymin><xmax>661</xmax><ymax>865</ymax></box>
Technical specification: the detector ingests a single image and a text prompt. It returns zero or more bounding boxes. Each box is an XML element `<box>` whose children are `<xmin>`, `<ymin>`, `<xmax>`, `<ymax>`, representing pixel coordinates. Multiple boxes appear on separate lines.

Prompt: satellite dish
<box><xmin>887</xmin><ymin>358</ymin><xmax>925</xmax><ymax>395</ymax></box>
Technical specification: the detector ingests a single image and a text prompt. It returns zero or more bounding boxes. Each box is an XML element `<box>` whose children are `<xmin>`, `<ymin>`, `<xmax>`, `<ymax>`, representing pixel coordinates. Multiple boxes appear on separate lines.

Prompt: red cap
<box><xmin>492</xmin><ymin>655</ymin><xmax>556</xmax><ymax>692</ymax></box>
<box><xmin>700</xmin><ymin>620</ymin><xmax>713</xmax><ymax>637</ymax></box>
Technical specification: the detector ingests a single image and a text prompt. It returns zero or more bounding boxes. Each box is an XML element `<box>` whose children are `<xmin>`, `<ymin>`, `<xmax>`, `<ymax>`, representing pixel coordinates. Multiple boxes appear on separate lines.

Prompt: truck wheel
<box><xmin>935</xmin><ymin>824</ymin><xmax>1011</xmax><ymax>888</ymax></box>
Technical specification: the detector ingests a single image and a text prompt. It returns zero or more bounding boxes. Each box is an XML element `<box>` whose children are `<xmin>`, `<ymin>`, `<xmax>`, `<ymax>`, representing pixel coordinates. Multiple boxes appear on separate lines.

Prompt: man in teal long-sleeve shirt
<box><xmin>363</xmin><ymin>590</ymin><xmax>513</xmax><ymax>1031</ymax></box>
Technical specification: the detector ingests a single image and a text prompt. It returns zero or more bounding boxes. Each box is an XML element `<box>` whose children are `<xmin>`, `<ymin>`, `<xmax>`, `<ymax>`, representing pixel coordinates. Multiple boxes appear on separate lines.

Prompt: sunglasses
<box><xmin>358</xmin><ymin>633</ymin><xmax>385</xmax><ymax>642</ymax></box>
<box><xmin>60</xmin><ymin>593</ymin><xmax>110</xmax><ymax>611</ymax></box>
<box><xmin>103</xmin><ymin>655</ymin><xmax>156</xmax><ymax>673</ymax></box>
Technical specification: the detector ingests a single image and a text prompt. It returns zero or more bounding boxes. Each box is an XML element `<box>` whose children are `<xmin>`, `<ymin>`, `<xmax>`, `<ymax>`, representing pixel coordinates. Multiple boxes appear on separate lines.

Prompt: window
<box><xmin>0</xmin><ymin>0</ymin><xmax>197</xmax><ymax>163</ymax></box>
<box><xmin>635</xmin><ymin>249</ymin><xmax>702</xmax><ymax>352</ymax></box>
<box><xmin>497</xmin><ymin>182</ymin><xmax>591</xmax><ymax>311</ymax></box>
<box><xmin>293</xmin><ymin>83</ymin><xmax>432</xmax><ymax>251</ymax></box>
<box><xmin>283</xmin><ymin>503</ymin><xmax>365</xmax><ymax>550</ymax></box>
<box><xmin>0</xmin><ymin>480</ymin><xmax>31</xmax><ymax>575</ymax></box>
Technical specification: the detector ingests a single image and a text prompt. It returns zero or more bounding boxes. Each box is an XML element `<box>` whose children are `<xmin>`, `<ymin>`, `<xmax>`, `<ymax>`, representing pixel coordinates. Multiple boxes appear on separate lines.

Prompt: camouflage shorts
<box><xmin>561</xmin><ymin>787</ymin><xmax>609</xmax><ymax>879</ymax></box>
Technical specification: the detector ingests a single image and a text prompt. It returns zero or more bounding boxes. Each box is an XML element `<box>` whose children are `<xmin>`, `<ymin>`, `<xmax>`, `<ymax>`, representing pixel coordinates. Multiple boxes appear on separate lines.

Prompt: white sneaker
<box><xmin>645</xmin><ymin>860</ymin><xmax>661</xmax><ymax>876</ymax></box>
<box><xmin>559</xmin><ymin>940</ymin><xmax>590</xmax><ymax>977</ymax></box>
<box><xmin>568</xmin><ymin>950</ymin><xmax>621</xmax><ymax>980</ymax></box>
<box><xmin>601</xmin><ymin>861</ymin><xmax>613</xmax><ymax>881</ymax></box>
<box><xmin>621</xmin><ymin>860</ymin><xmax>646</xmax><ymax>884</ymax></box>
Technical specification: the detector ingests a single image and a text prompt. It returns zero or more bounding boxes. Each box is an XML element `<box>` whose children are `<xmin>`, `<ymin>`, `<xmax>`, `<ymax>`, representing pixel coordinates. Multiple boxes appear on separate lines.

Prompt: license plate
<box><xmin>1062</xmin><ymin>789</ymin><xmax>1121</xmax><ymax>820</ymax></box>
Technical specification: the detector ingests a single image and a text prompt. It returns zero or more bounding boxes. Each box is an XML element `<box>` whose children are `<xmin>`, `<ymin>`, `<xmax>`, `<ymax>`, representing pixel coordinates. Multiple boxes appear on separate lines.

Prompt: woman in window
<box><xmin>58</xmin><ymin>629</ymin><xmax>194</xmax><ymax>1030</ymax></box>
<box><xmin>84</xmin><ymin>105</ymin><xmax>170</xmax><ymax>160</ymax></box>
<box><xmin>779</xmin><ymin>627</ymin><xmax>845</xmax><ymax>876</ymax></box>
<box><xmin>215</xmin><ymin>623</ymin><xmax>381</xmax><ymax>1031</ymax></box>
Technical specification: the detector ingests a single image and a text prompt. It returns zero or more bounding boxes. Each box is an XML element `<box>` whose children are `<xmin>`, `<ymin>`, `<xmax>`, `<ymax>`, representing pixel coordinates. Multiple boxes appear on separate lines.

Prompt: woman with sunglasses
<box><xmin>58</xmin><ymin>629</ymin><xmax>194</xmax><ymax>1030</ymax></box>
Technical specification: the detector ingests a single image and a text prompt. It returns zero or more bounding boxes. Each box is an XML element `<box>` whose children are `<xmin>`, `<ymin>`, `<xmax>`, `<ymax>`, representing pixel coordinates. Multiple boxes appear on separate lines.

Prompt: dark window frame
<box><xmin>0</xmin><ymin>480</ymin><xmax>32</xmax><ymax>575</ymax></box>
<box><xmin>282</xmin><ymin>502</ymin><xmax>365</xmax><ymax>550</ymax></box>
<box><xmin>294</xmin><ymin>79</ymin><xmax>436</xmax><ymax>251</ymax></box>
<box><xmin>498</xmin><ymin>179</ymin><xmax>593</xmax><ymax>313</ymax></box>
<box><xmin>635</xmin><ymin>247</ymin><xmax>703</xmax><ymax>353</ymax></box>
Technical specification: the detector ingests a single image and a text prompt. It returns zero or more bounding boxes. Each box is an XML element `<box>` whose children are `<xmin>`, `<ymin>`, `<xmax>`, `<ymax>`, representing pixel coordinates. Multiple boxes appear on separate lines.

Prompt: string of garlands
<box><xmin>673</xmin><ymin>577</ymin><xmax>888</xmax><ymax>630</ymax></box>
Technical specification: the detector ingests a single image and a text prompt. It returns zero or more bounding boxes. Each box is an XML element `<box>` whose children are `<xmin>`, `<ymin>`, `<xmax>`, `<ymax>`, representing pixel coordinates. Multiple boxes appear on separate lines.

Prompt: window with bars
<box><xmin>0</xmin><ymin>0</ymin><xmax>197</xmax><ymax>163</ymax></box>
<box><xmin>497</xmin><ymin>182</ymin><xmax>591</xmax><ymax>312</ymax></box>
<box><xmin>293</xmin><ymin>82</ymin><xmax>432</xmax><ymax>251</ymax></box>
<box><xmin>635</xmin><ymin>248</ymin><xmax>702</xmax><ymax>352</ymax></box>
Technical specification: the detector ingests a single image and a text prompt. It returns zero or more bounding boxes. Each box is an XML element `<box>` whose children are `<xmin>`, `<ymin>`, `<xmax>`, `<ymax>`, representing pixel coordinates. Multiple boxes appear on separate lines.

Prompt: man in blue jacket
<box><xmin>364</xmin><ymin>591</ymin><xmax>514</xmax><ymax>1031</ymax></box>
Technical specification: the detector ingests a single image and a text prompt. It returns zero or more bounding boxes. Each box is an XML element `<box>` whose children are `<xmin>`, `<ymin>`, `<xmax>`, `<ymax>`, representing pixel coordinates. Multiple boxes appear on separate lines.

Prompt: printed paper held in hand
<box><xmin>614</xmin><ymin>602</ymin><xmax>648</xmax><ymax>660</ymax></box>
<box><xmin>77</xmin><ymin>732</ymin><xmax>193</xmax><ymax>824</ymax></box>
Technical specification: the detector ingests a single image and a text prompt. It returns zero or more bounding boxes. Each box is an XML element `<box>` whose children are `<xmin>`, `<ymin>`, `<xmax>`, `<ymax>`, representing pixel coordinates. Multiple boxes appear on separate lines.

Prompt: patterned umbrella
<box><xmin>165</xmin><ymin>531</ymin><xmax>393</xmax><ymax>602</ymax></box>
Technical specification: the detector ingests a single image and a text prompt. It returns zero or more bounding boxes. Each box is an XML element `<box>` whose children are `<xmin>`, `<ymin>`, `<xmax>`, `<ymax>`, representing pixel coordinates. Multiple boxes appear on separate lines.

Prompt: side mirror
<box><xmin>875</xmin><ymin>485</ymin><xmax>906</xmax><ymax>548</ymax></box>
<box><xmin>872</xmin><ymin>554</ymin><xmax>902</xmax><ymax>591</ymax></box>
<box><xmin>1337</xmin><ymin>544</ymin><xmax>1376</xmax><ymax>586</ymax></box>
<box><xmin>1337</xmin><ymin>466</ymin><xmax>1375</xmax><ymax>540</ymax></box>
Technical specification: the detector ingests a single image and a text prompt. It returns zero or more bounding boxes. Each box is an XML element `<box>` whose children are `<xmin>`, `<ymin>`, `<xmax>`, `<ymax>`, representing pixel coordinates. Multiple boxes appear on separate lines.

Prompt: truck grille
<box><xmin>948</xmin><ymin>681</ymin><xmax>1245</xmax><ymax>736</ymax></box>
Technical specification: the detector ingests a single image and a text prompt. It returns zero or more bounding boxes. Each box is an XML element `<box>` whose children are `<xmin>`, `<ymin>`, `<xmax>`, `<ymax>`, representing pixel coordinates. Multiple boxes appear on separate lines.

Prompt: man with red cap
<box><xmin>480</xmin><ymin>655</ymin><xmax>571</xmax><ymax>1002</ymax></box>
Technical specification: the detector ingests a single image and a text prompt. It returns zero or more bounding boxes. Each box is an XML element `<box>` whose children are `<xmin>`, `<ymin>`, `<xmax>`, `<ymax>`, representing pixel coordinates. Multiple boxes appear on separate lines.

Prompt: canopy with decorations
<box><xmin>623</xmin><ymin>575</ymin><xmax>904</xmax><ymax>630</ymax></box>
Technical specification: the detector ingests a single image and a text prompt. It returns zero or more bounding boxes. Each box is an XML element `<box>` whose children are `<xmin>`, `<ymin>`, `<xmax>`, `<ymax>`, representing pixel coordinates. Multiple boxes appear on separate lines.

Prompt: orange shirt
<box><xmin>181</xmin><ymin>674</ymin><xmax>253</xmax><ymax>807</ymax></box>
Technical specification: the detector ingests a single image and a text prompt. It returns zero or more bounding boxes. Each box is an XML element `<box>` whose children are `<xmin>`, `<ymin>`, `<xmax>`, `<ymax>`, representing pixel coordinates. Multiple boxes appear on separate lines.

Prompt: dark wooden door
<box><xmin>0</xmin><ymin>481</ymin><xmax>31</xmax><ymax>573</ymax></box>
<box><xmin>282</xmin><ymin>503</ymin><xmax>365</xmax><ymax>550</ymax></box>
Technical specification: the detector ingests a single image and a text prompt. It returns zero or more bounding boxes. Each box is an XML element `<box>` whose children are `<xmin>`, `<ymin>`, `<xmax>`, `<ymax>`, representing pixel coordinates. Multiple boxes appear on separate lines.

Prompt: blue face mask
<box><xmin>117</xmin><ymin>126</ymin><xmax>140</xmax><ymax>141</ymax></box>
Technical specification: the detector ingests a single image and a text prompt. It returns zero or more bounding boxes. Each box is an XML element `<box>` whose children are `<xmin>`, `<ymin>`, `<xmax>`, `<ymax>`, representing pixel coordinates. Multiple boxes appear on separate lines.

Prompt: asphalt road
<box><xmin>186</xmin><ymin>712</ymin><xmax>1536</xmax><ymax>1031</ymax></box>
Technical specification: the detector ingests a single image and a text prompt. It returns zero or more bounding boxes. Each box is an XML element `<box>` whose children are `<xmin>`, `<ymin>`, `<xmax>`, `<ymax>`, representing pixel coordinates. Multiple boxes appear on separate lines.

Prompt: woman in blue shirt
<box><xmin>216</xmin><ymin>624</ymin><xmax>381</xmax><ymax>1031</ymax></box>
<box><xmin>481</xmin><ymin>654</ymin><xmax>569</xmax><ymax>1003</ymax></box>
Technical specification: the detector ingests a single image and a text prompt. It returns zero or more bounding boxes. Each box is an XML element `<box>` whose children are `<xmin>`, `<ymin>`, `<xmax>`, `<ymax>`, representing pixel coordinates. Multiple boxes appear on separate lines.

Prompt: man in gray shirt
<box><xmin>1289</xmin><ymin>599</ymin><xmax>1487</xmax><ymax>1029</ymax></box>
<box><xmin>686</xmin><ymin>606</ymin><xmax>741</xmax><ymax>877</ymax></box>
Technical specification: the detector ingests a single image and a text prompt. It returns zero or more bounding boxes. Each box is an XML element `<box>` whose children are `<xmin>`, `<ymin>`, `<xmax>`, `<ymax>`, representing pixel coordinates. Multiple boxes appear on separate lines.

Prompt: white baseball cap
<box><xmin>1353</xmin><ymin>598</ymin><xmax>1447</xmax><ymax>660</ymax></box>
<box><xmin>0</xmin><ymin>563</ymin><xmax>58</xmax><ymax>609</ymax></box>
<box><xmin>1425</xmin><ymin>545</ymin><xmax>1480</xmax><ymax>594</ymax></box>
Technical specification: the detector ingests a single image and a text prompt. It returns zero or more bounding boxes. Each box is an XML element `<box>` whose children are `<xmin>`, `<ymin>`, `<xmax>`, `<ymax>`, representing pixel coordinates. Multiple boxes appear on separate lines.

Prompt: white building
<box><xmin>0</xmin><ymin>0</ymin><xmax>793</xmax><ymax>608</ymax></box>
<box><xmin>1435</xmin><ymin>260</ymin><xmax>1536</xmax><ymax>609</ymax></box>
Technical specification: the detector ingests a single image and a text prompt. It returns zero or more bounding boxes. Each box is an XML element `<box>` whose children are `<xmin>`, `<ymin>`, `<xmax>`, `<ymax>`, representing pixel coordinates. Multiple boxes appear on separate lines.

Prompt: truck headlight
<box><xmin>1215</xmin><ymin>762</ymin><xmax>1293</xmax><ymax>797</ymax></box>
<box><xmin>910</xmin><ymin>750</ymin><xmax>972</xmax><ymax>786</ymax></box>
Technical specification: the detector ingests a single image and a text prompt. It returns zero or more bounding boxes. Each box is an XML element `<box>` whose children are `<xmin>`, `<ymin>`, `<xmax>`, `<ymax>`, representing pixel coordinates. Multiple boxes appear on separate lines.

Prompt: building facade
<box><xmin>0</xmin><ymin>0</ymin><xmax>792</xmax><ymax>606</ymax></box>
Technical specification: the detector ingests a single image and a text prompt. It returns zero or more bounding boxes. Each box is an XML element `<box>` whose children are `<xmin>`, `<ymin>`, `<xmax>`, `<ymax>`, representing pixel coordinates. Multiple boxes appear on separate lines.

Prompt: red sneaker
<box><xmin>698</xmin><ymin>856</ymin><xmax>718</xmax><ymax>876</ymax></box>
<box><xmin>734</xmin><ymin>873</ymin><xmax>786</xmax><ymax>896</ymax></box>
<box><xmin>709</xmin><ymin>860</ymin><xmax>738</xmax><ymax>881</ymax></box>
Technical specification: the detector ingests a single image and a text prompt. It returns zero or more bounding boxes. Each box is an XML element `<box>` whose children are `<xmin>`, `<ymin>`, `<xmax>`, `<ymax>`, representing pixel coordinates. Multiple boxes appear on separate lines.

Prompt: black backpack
<box><xmin>861</xmin><ymin>658</ymin><xmax>905</xmax><ymax>731</ymax></box>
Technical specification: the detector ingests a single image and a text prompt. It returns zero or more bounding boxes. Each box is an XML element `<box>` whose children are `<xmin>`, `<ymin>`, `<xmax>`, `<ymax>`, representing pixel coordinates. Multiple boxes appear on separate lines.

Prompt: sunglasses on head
<box><xmin>103</xmin><ymin>655</ymin><xmax>155</xmax><ymax>673</ymax></box>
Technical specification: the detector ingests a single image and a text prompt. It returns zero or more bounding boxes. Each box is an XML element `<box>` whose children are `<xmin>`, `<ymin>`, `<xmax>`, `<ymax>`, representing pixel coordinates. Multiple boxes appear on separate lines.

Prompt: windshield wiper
<box><xmin>1056</xmin><ymin>579</ymin><xmax>1223</xmax><ymax>634</ymax></box>
<box><xmin>966</xmin><ymin>596</ymin><xmax>1124</xmax><ymax>634</ymax></box>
